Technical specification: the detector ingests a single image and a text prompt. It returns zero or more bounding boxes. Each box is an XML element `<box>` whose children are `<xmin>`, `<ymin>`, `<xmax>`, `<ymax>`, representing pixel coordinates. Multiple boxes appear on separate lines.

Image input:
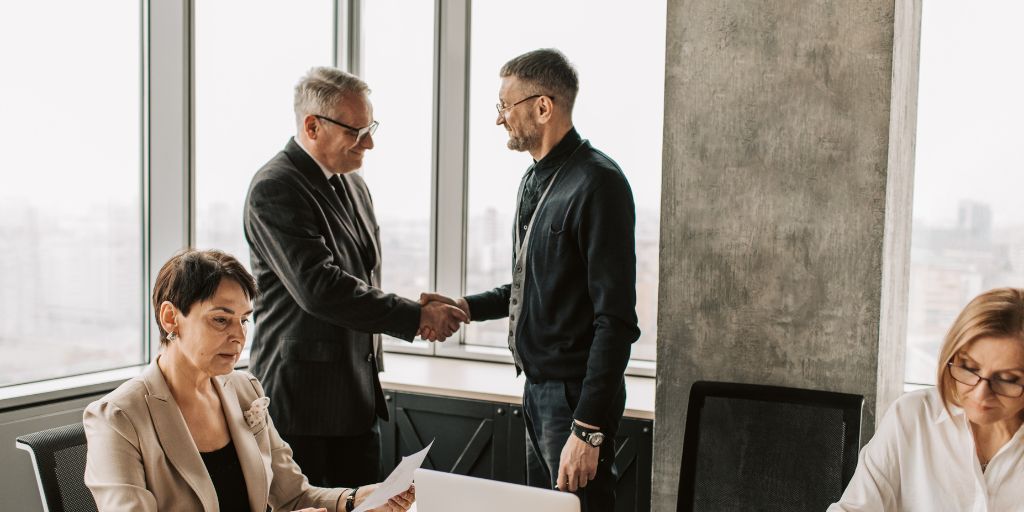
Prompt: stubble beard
<box><xmin>506</xmin><ymin>123</ymin><xmax>541</xmax><ymax>153</ymax></box>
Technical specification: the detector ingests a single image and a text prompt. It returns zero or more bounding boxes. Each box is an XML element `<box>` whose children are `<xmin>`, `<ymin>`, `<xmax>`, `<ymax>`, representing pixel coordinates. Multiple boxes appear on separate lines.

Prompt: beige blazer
<box><xmin>83</xmin><ymin>360</ymin><xmax>344</xmax><ymax>511</ymax></box>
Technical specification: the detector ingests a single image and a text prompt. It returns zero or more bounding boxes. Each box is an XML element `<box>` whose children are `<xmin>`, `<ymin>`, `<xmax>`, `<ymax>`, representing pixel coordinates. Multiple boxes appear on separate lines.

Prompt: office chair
<box><xmin>16</xmin><ymin>422</ymin><xmax>98</xmax><ymax>512</ymax></box>
<box><xmin>677</xmin><ymin>381</ymin><xmax>863</xmax><ymax>512</ymax></box>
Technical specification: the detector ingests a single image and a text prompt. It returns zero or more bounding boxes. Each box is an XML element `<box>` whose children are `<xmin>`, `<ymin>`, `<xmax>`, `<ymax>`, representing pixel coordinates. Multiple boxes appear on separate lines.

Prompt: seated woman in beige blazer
<box><xmin>84</xmin><ymin>249</ymin><xmax>414</xmax><ymax>512</ymax></box>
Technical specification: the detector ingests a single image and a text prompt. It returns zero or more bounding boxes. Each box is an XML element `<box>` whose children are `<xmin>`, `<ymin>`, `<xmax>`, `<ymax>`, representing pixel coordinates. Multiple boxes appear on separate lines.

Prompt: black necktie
<box><xmin>328</xmin><ymin>175</ymin><xmax>357</xmax><ymax>220</ymax></box>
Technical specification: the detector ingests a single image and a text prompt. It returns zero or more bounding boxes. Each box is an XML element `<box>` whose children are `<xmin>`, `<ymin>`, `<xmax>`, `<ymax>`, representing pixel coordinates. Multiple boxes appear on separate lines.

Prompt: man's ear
<box><xmin>302</xmin><ymin>114</ymin><xmax>319</xmax><ymax>140</ymax></box>
<box><xmin>536</xmin><ymin>95</ymin><xmax>555</xmax><ymax>123</ymax></box>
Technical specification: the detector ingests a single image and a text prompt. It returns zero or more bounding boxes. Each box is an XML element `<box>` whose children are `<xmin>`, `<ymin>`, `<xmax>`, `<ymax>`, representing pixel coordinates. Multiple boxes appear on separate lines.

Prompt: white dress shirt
<box><xmin>295</xmin><ymin>137</ymin><xmax>337</xmax><ymax>181</ymax></box>
<box><xmin>829</xmin><ymin>388</ymin><xmax>1024</xmax><ymax>512</ymax></box>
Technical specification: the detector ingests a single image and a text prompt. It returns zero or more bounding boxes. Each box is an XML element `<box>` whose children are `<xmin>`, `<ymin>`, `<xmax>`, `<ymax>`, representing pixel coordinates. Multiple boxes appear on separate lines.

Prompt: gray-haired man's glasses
<box><xmin>495</xmin><ymin>94</ymin><xmax>554</xmax><ymax>117</ymax></box>
<box><xmin>947</xmin><ymin>362</ymin><xmax>1024</xmax><ymax>398</ymax></box>
<box><xmin>315</xmin><ymin>115</ymin><xmax>379</xmax><ymax>142</ymax></box>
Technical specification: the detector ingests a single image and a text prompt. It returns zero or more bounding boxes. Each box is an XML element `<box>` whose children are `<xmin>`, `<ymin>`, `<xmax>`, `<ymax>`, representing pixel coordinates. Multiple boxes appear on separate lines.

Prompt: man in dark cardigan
<box><xmin>422</xmin><ymin>49</ymin><xmax>640</xmax><ymax>512</ymax></box>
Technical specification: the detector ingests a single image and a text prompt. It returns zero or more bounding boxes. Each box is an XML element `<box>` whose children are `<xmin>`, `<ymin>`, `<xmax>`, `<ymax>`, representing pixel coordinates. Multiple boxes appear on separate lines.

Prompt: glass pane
<box><xmin>195</xmin><ymin>0</ymin><xmax>334</xmax><ymax>268</ymax></box>
<box><xmin>465</xmin><ymin>0</ymin><xmax>666</xmax><ymax>361</ymax></box>
<box><xmin>360</xmin><ymin>0</ymin><xmax>435</xmax><ymax>346</ymax></box>
<box><xmin>0</xmin><ymin>1</ymin><xmax>143</xmax><ymax>386</ymax></box>
<box><xmin>905</xmin><ymin>1</ymin><xmax>1024</xmax><ymax>384</ymax></box>
<box><xmin>194</xmin><ymin>0</ymin><xmax>333</xmax><ymax>355</ymax></box>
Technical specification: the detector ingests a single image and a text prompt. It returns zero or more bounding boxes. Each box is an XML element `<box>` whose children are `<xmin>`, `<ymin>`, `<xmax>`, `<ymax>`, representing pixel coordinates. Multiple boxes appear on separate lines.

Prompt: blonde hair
<box><xmin>936</xmin><ymin>287</ymin><xmax>1024</xmax><ymax>409</ymax></box>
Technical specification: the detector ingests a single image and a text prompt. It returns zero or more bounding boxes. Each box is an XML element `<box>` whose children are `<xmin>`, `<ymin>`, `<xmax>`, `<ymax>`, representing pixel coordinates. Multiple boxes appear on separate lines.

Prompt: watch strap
<box><xmin>345</xmin><ymin>486</ymin><xmax>359</xmax><ymax>512</ymax></box>
<box><xmin>571</xmin><ymin>421</ymin><xmax>603</xmax><ymax>446</ymax></box>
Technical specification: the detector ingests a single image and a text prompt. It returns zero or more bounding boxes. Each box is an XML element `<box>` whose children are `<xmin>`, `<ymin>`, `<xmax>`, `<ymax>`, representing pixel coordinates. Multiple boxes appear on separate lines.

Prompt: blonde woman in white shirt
<box><xmin>829</xmin><ymin>287</ymin><xmax>1024</xmax><ymax>512</ymax></box>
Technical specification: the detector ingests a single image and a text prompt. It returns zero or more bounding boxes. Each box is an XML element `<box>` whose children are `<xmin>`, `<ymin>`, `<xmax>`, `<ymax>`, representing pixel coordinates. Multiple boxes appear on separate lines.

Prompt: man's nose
<box><xmin>361</xmin><ymin>132</ymin><xmax>375</xmax><ymax>149</ymax></box>
<box><xmin>496</xmin><ymin>112</ymin><xmax>506</xmax><ymax>126</ymax></box>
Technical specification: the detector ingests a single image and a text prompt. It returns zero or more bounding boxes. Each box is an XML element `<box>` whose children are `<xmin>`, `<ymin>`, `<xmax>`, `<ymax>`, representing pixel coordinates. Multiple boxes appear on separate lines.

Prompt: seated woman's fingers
<box><xmin>390</xmin><ymin>492</ymin><xmax>412</xmax><ymax>507</ymax></box>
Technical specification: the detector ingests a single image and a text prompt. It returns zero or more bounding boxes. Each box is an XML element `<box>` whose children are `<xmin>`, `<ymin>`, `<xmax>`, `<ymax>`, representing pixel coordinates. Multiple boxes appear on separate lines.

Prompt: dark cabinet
<box><xmin>380</xmin><ymin>390</ymin><xmax>652</xmax><ymax>512</ymax></box>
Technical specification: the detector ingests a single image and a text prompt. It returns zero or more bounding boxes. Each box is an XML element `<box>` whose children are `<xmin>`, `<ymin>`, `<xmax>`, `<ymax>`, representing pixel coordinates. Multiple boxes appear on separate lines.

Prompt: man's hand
<box><xmin>418</xmin><ymin>292</ymin><xmax>471</xmax><ymax>320</ymax></box>
<box><xmin>556</xmin><ymin>422</ymin><xmax>600</xmax><ymax>492</ymax></box>
<box><xmin>417</xmin><ymin>293</ymin><xmax>471</xmax><ymax>341</ymax></box>
<box><xmin>418</xmin><ymin>298</ymin><xmax>469</xmax><ymax>341</ymax></box>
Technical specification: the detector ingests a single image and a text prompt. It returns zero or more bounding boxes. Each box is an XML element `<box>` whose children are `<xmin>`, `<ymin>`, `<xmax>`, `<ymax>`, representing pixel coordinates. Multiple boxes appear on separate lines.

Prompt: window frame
<box><xmin>354</xmin><ymin>0</ymin><xmax>657</xmax><ymax>376</ymax></box>
<box><xmin>1</xmin><ymin>0</ymin><xmax>657</xmax><ymax>397</ymax></box>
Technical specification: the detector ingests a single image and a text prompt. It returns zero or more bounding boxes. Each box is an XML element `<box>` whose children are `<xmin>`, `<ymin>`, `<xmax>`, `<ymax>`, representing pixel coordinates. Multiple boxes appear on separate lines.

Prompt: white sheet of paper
<box><xmin>352</xmin><ymin>441</ymin><xmax>433</xmax><ymax>512</ymax></box>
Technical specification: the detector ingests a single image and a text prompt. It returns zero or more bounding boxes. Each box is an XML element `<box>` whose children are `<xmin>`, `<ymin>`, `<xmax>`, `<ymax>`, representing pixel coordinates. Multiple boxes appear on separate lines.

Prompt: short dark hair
<box><xmin>152</xmin><ymin>249</ymin><xmax>258</xmax><ymax>345</ymax></box>
<box><xmin>500</xmin><ymin>48</ymin><xmax>579</xmax><ymax>113</ymax></box>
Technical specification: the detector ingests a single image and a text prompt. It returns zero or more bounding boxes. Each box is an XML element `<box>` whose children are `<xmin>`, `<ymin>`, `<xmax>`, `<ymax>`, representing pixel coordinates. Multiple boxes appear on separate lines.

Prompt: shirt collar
<box><xmin>936</xmin><ymin>402</ymin><xmax>966</xmax><ymax>425</ymax></box>
<box><xmin>295</xmin><ymin>137</ymin><xmax>336</xmax><ymax>182</ymax></box>
<box><xmin>532</xmin><ymin>127</ymin><xmax>582</xmax><ymax>182</ymax></box>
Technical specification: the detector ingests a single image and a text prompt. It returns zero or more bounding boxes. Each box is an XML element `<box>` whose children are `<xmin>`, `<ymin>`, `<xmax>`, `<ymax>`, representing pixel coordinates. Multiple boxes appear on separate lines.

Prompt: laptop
<box><xmin>414</xmin><ymin>468</ymin><xmax>580</xmax><ymax>512</ymax></box>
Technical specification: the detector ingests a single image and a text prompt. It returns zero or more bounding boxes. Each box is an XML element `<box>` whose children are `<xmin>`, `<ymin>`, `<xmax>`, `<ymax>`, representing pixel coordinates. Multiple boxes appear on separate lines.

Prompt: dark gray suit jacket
<box><xmin>244</xmin><ymin>138</ymin><xmax>420</xmax><ymax>437</ymax></box>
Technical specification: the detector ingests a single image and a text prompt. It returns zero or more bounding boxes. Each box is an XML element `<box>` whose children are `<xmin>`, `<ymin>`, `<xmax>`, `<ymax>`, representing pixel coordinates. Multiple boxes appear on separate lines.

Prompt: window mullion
<box><xmin>147</xmin><ymin>0</ymin><xmax>192</xmax><ymax>359</ymax></box>
<box><xmin>434</xmin><ymin>0</ymin><xmax>471</xmax><ymax>357</ymax></box>
<box><xmin>335</xmin><ymin>0</ymin><xmax>360</xmax><ymax>73</ymax></box>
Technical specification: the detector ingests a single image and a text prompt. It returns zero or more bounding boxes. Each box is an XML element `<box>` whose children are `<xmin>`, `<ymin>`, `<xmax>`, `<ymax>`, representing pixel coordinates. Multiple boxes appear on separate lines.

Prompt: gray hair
<box><xmin>293</xmin><ymin>66</ymin><xmax>370</xmax><ymax>127</ymax></box>
<box><xmin>500</xmin><ymin>48</ymin><xmax>579</xmax><ymax>113</ymax></box>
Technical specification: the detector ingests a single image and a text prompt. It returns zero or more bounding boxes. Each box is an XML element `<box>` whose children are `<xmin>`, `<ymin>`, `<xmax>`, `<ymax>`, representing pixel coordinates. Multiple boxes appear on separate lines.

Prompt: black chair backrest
<box><xmin>15</xmin><ymin>422</ymin><xmax>98</xmax><ymax>512</ymax></box>
<box><xmin>677</xmin><ymin>381</ymin><xmax>863</xmax><ymax>512</ymax></box>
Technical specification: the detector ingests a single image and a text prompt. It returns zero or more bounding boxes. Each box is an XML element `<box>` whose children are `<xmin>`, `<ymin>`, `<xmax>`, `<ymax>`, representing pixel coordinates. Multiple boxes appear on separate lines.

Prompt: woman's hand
<box><xmin>359</xmin><ymin>484</ymin><xmax>415</xmax><ymax>512</ymax></box>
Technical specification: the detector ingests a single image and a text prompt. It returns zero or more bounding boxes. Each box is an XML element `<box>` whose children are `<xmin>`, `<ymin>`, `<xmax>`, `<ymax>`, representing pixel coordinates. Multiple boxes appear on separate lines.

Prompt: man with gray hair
<box><xmin>422</xmin><ymin>49</ymin><xmax>639</xmax><ymax>511</ymax></box>
<box><xmin>244</xmin><ymin>66</ymin><xmax>467</xmax><ymax>488</ymax></box>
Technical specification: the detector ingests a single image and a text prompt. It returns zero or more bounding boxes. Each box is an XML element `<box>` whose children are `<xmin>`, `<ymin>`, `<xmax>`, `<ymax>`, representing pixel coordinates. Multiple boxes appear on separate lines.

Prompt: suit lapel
<box><xmin>283</xmin><ymin>139</ymin><xmax>366</xmax><ymax>255</ymax></box>
<box><xmin>141</xmin><ymin>361</ymin><xmax>219</xmax><ymax>511</ymax></box>
<box><xmin>284</xmin><ymin>138</ymin><xmax>376</xmax><ymax>271</ymax></box>
<box><xmin>216</xmin><ymin>376</ymin><xmax>269</xmax><ymax>512</ymax></box>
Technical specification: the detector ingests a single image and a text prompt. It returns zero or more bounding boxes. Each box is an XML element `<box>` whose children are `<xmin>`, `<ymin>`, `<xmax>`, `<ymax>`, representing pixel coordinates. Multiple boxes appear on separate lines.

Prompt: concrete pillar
<box><xmin>653</xmin><ymin>1</ymin><xmax>921</xmax><ymax>509</ymax></box>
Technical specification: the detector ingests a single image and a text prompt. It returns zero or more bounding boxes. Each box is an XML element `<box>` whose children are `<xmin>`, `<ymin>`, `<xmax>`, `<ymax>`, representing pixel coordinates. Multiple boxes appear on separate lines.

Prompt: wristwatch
<box><xmin>570</xmin><ymin>420</ymin><xmax>605</xmax><ymax>447</ymax></box>
<box><xmin>345</xmin><ymin>487</ymin><xmax>359</xmax><ymax>512</ymax></box>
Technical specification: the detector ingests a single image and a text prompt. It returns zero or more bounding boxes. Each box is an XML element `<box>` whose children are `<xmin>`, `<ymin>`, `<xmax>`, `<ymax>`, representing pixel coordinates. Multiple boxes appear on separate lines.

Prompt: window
<box><xmin>0</xmin><ymin>1</ymin><xmax>144</xmax><ymax>386</ymax></box>
<box><xmin>194</xmin><ymin>0</ymin><xmax>334</xmax><ymax>270</ymax></box>
<box><xmin>0</xmin><ymin>0</ymin><xmax>665</xmax><ymax>393</ymax></box>
<box><xmin>360</xmin><ymin>0</ymin><xmax>436</xmax><ymax>348</ymax></box>
<box><xmin>904</xmin><ymin>1</ymin><xmax>1024</xmax><ymax>384</ymax></box>
<box><xmin>193</xmin><ymin>0</ymin><xmax>334</xmax><ymax>354</ymax></box>
<box><xmin>463</xmin><ymin>0</ymin><xmax>666</xmax><ymax>362</ymax></box>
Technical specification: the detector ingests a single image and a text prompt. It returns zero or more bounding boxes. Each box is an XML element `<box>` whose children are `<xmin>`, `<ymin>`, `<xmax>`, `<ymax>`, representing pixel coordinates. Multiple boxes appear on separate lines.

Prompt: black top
<box><xmin>465</xmin><ymin>128</ymin><xmax>640</xmax><ymax>428</ymax></box>
<box><xmin>200</xmin><ymin>440</ymin><xmax>250</xmax><ymax>512</ymax></box>
<box><xmin>516</xmin><ymin>128</ymin><xmax>585</xmax><ymax>243</ymax></box>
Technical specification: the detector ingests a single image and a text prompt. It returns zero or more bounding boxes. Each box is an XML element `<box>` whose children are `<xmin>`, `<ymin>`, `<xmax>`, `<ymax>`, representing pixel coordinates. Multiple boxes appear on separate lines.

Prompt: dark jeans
<box><xmin>282</xmin><ymin>420</ymin><xmax>382</xmax><ymax>488</ymax></box>
<box><xmin>523</xmin><ymin>379</ymin><xmax>625</xmax><ymax>512</ymax></box>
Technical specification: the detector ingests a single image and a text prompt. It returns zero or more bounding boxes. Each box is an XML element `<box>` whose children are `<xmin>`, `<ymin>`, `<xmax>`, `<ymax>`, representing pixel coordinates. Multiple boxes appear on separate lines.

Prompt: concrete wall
<box><xmin>653</xmin><ymin>0</ymin><xmax>920</xmax><ymax>509</ymax></box>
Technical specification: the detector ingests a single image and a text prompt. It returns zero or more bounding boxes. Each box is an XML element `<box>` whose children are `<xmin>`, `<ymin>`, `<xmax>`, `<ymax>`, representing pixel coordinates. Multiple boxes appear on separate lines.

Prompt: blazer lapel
<box><xmin>142</xmin><ymin>361</ymin><xmax>219</xmax><ymax>511</ymax></box>
<box><xmin>283</xmin><ymin>138</ymin><xmax>366</xmax><ymax>252</ymax></box>
<box><xmin>216</xmin><ymin>376</ymin><xmax>269</xmax><ymax>512</ymax></box>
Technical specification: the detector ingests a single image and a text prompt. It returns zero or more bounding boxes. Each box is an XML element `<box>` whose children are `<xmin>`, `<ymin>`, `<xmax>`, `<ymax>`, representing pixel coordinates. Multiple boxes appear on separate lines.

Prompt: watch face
<box><xmin>589</xmin><ymin>432</ymin><xmax>605</xmax><ymax>447</ymax></box>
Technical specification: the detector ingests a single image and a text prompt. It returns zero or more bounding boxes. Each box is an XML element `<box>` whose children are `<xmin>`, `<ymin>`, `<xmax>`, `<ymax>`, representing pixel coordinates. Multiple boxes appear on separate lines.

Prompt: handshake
<box><xmin>416</xmin><ymin>292</ymin><xmax>472</xmax><ymax>342</ymax></box>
